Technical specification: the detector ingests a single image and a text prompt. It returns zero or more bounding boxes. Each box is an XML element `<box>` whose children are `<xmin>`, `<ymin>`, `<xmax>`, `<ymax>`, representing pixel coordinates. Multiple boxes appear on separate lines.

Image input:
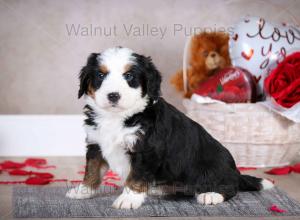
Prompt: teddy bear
<box><xmin>171</xmin><ymin>32</ymin><xmax>232</xmax><ymax>97</ymax></box>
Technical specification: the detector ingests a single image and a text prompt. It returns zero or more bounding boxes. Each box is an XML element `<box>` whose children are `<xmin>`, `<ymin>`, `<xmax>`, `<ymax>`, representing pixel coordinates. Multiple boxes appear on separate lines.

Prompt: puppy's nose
<box><xmin>107</xmin><ymin>92</ymin><xmax>120</xmax><ymax>103</ymax></box>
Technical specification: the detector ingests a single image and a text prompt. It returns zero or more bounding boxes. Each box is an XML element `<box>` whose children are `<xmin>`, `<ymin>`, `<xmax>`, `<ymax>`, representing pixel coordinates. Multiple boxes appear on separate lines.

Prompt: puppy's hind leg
<box><xmin>66</xmin><ymin>144</ymin><xmax>108</xmax><ymax>199</ymax></box>
<box><xmin>196</xmin><ymin>192</ymin><xmax>224</xmax><ymax>205</ymax></box>
<box><xmin>196</xmin><ymin>184</ymin><xmax>238</xmax><ymax>205</ymax></box>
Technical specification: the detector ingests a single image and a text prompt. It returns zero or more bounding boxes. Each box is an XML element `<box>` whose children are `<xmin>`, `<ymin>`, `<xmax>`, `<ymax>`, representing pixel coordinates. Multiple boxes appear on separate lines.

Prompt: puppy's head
<box><xmin>78</xmin><ymin>47</ymin><xmax>161</xmax><ymax>113</ymax></box>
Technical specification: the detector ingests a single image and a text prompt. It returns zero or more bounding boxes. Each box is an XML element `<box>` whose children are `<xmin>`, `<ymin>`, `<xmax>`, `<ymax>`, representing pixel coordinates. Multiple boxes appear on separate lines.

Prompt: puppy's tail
<box><xmin>239</xmin><ymin>175</ymin><xmax>274</xmax><ymax>191</ymax></box>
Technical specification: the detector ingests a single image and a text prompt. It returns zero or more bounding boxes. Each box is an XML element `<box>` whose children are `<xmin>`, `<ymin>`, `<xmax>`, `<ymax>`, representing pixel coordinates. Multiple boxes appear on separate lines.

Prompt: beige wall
<box><xmin>0</xmin><ymin>0</ymin><xmax>299</xmax><ymax>114</ymax></box>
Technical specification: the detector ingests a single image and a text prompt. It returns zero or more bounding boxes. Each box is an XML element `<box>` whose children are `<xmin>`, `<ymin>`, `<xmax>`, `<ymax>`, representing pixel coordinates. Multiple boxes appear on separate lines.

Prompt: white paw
<box><xmin>66</xmin><ymin>183</ymin><xmax>98</xmax><ymax>199</ymax></box>
<box><xmin>112</xmin><ymin>187</ymin><xmax>146</xmax><ymax>209</ymax></box>
<box><xmin>261</xmin><ymin>179</ymin><xmax>274</xmax><ymax>190</ymax></box>
<box><xmin>196</xmin><ymin>192</ymin><xmax>224</xmax><ymax>205</ymax></box>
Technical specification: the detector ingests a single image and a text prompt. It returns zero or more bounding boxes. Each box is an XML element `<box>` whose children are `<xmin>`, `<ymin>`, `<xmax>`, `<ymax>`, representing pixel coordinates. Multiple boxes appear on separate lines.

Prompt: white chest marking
<box><xmin>86</xmin><ymin>115</ymin><xmax>139</xmax><ymax>182</ymax></box>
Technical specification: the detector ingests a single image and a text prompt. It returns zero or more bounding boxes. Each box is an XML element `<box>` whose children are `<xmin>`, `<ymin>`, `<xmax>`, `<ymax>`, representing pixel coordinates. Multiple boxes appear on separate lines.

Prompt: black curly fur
<box><xmin>132</xmin><ymin>53</ymin><xmax>162</xmax><ymax>101</ymax></box>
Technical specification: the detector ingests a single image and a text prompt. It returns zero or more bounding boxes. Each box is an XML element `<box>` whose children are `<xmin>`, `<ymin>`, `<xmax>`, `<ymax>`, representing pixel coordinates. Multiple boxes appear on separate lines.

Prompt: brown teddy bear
<box><xmin>171</xmin><ymin>32</ymin><xmax>232</xmax><ymax>97</ymax></box>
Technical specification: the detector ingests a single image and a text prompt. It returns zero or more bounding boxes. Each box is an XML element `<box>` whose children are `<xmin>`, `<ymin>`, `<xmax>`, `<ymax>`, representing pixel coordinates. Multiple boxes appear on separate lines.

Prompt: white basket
<box><xmin>183</xmin><ymin>99</ymin><xmax>300</xmax><ymax>167</ymax></box>
<box><xmin>182</xmin><ymin>35</ymin><xmax>300</xmax><ymax>167</ymax></box>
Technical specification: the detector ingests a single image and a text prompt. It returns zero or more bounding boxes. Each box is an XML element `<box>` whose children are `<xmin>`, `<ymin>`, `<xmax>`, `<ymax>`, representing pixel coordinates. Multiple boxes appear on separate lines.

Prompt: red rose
<box><xmin>264</xmin><ymin>52</ymin><xmax>300</xmax><ymax>108</ymax></box>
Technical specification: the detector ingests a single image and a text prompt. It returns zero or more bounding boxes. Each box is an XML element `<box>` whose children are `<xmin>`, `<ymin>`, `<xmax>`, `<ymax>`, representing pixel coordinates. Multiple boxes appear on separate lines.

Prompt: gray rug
<box><xmin>13</xmin><ymin>186</ymin><xmax>300</xmax><ymax>218</ymax></box>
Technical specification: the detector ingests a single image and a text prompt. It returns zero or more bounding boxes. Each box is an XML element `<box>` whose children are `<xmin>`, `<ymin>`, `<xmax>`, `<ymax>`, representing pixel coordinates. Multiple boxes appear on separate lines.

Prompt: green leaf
<box><xmin>217</xmin><ymin>84</ymin><xmax>223</xmax><ymax>93</ymax></box>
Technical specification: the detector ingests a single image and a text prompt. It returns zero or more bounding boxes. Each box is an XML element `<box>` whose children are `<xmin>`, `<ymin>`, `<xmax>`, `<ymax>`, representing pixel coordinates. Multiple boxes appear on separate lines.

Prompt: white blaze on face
<box><xmin>93</xmin><ymin>47</ymin><xmax>147</xmax><ymax>115</ymax></box>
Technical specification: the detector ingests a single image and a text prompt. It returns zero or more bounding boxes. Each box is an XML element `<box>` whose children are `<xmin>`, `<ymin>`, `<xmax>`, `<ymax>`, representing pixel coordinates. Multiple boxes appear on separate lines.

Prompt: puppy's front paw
<box><xmin>197</xmin><ymin>192</ymin><xmax>224</xmax><ymax>205</ymax></box>
<box><xmin>112</xmin><ymin>187</ymin><xmax>146</xmax><ymax>209</ymax></box>
<box><xmin>66</xmin><ymin>183</ymin><xmax>98</xmax><ymax>199</ymax></box>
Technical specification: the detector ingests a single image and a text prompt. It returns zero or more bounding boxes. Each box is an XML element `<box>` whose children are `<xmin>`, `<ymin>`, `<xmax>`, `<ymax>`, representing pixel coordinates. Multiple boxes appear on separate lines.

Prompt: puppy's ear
<box><xmin>78</xmin><ymin>53</ymin><xmax>99</xmax><ymax>99</ymax></box>
<box><xmin>134</xmin><ymin>54</ymin><xmax>162</xmax><ymax>100</ymax></box>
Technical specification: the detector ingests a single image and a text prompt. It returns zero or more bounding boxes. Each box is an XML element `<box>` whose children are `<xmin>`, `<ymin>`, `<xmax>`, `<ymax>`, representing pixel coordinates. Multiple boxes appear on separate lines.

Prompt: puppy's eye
<box><xmin>124</xmin><ymin>72</ymin><xmax>133</xmax><ymax>81</ymax></box>
<box><xmin>202</xmin><ymin>51</ymin><xmax>208</xmax><ymax>57</ymax></box>
<box><xmin>98</xmin><ymin>72</ymin><xmax>106</xmax><ymax>79</ymax></box>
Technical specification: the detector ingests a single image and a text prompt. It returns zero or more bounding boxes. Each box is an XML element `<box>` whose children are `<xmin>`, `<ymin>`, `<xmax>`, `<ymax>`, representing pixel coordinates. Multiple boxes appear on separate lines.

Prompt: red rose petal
<box><xmin>269</xmin><ymin>204</ymin><xmax>287</xmax><ymax>213</ymax></box>
<box><xmin>265</xmin><ymin>166</ymin><xmax>292</xmax><ymax>175</ymax></box>
<box><xmin>237</xmin><ymin>167</ymin><xmax>257</xmax><ymax>172</ymax></box>
<box><xmin>25</xmin><ymin>177</ymin><xmax>51</xmax><ymax>185</ymax></box>
<box><xmin>24</xmin><ymin>158</ymin><xmax>56</xmax><ymax>169</ymax></box>
<box><xmin>102</xmin><ymin>176</ymin><xmax>121</xmax><ymax>181</ymax></box>
<box><xmin>9</xmin><ymin>169</ymin><xmax>31</xmax><ymax>176</ymax></box>
<box><xmin>32</xmin><ymin>172</ymin><xmax>54</xmax><ymax>179</ymax></box>
<box><xmin>292</xmin><ymin>163</ymin><xmax>300</xmax><ymax>173</ymax></box>
<box><xmin>102</xmin><ymin>181</ymin><xmax>120</xmax><ymax>188</ymax></box>
<box><xmin>25</xmin><ymin>158</ymin><xmax>47</xmax><ymax>166</ymax></box>
<box><xmin>0</xmin><ymin>161</ymin><xmax>26</xmax><ymax>169</ymax></box>
<box><xmin>105</xmin><ymin>170</ymin><xmax>119</xmax><ymax>177</ymax></box>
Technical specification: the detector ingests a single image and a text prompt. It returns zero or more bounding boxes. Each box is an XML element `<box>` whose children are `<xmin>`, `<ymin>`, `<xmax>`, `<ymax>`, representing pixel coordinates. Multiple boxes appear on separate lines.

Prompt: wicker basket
<box><xmin>181</xmin><ymin>35</ymin><xmax>300</xmax><ymax>167</ymax></box>
<box><xmin>183</xmin><ymin>100</ymin><xmax>300</xmax><ymax>167</ymax></box>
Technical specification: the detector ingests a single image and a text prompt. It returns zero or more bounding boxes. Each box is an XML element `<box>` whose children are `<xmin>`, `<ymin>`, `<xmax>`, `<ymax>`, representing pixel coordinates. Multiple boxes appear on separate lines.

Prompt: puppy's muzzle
<box><xmin>107</xmin><ymin>92</ymin><xmax>121</xmax><ymax>104</ymax></box>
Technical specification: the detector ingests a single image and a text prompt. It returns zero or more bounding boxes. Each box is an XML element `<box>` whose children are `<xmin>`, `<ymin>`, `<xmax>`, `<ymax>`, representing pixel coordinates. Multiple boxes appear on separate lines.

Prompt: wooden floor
<box><xmin>0</xmin><ymin>156</ymin><xmax>300</xmax><ymax>220</ymax></box>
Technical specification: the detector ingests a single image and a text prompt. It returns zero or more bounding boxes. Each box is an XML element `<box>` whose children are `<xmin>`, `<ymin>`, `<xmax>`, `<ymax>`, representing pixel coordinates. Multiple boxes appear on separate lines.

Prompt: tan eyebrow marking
<box><xmin>99</xmin><ymin>65</ymin><xmax>109</xmax><ymax>74</ymax></box>
<box><xmin>123</xmin><ymin>64</ymin><xmax>132</xmax><ymax>74</ymax></box>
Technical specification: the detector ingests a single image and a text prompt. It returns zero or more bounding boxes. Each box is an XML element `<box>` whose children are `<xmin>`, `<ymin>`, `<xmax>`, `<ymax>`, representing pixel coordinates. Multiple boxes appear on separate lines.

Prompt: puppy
<box><xmin>66</xmin><ymin>47</ymin><xmax>273</xmax><ymax>209</ymax></box>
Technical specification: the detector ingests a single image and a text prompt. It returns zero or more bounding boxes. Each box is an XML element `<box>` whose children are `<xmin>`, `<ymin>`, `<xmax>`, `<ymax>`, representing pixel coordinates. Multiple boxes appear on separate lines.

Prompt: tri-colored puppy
<box><xmin>66</xmin><ymin>47</ymin><xmax>273</xmax><ymax>209</ymax></box>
